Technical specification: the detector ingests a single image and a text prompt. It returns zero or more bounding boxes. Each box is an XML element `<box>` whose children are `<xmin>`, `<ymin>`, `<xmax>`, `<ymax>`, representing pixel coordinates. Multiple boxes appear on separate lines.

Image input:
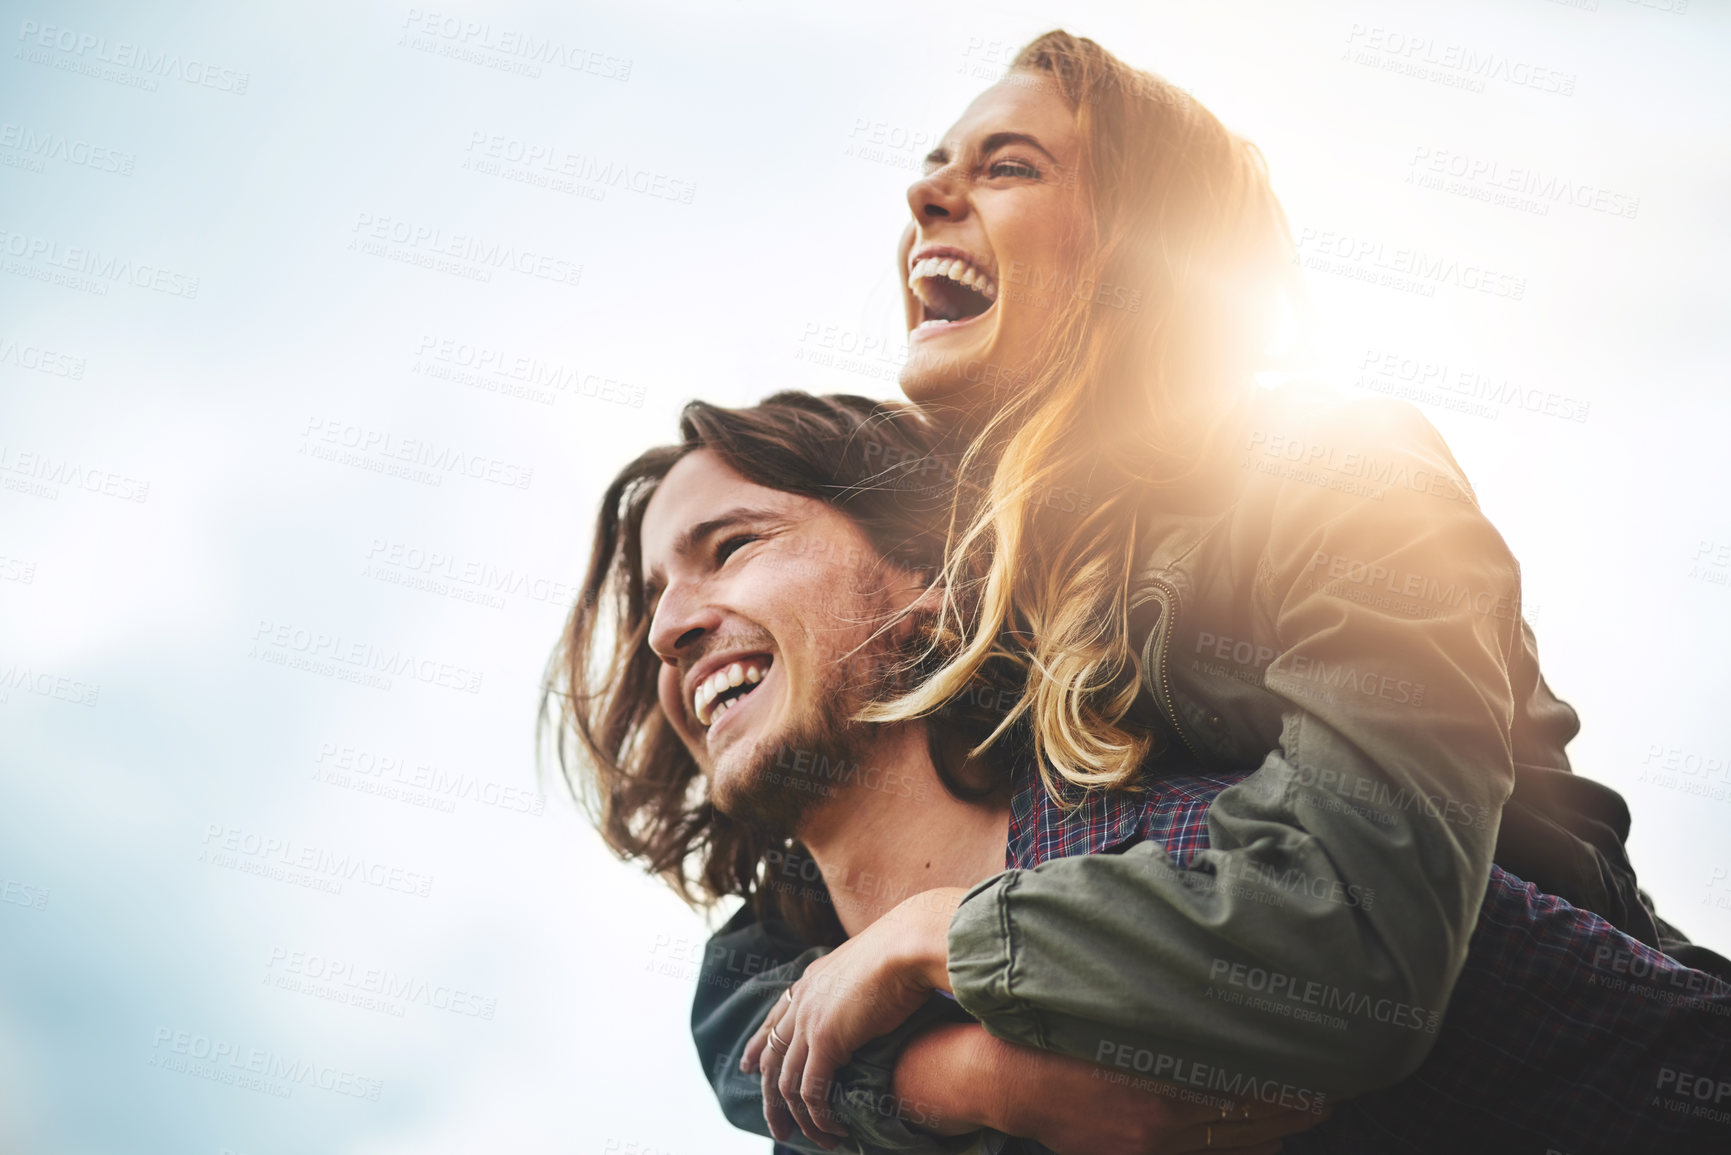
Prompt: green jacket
<box><xmin>691</xmin><ymin>385</ymin><xmax>1646</xmax><ymax>1152</ymax></box>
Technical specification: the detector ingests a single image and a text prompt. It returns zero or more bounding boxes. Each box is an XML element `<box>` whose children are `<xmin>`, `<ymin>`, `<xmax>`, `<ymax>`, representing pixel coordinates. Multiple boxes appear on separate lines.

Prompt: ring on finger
<box><xmin>767</xmin><ymin>1024</ymin><xmax>791</xmax><ymax>1055</ymax></box>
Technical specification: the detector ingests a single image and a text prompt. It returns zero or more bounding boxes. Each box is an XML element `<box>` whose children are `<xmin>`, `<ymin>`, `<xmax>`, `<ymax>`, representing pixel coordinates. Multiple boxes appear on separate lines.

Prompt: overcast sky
<box><xmin>2</xmin><ymin>0</ymin><xmax>1728</xmax><ymax>1152</ymax></box>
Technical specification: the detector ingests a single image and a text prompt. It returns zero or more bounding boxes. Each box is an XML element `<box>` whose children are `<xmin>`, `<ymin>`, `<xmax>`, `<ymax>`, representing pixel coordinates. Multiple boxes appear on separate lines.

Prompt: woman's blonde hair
<box><xmin>868</xmin><ymin>30</ymin><xmax>1306</xmax><ymax>801</ymax></box>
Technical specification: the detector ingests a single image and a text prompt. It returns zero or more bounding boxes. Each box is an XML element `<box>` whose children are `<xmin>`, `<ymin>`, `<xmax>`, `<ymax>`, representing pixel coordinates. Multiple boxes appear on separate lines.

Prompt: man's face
<box><xmin>638</xmin><ymin>449</ymin><xmax>910</xmax><ymax>837</ymax></box>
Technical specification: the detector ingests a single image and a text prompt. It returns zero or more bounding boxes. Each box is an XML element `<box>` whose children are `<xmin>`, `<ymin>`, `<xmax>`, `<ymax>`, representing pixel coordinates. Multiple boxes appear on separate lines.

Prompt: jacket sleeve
<box><xmin>947</xmin><ymin>397</ymin><xmax>1523</xmax><ymax>1098</ymax></box>
<box><xmin>692</xmin><ymin>901</ymin><xmax>1006</xmax><ymax>1155</ymax></box>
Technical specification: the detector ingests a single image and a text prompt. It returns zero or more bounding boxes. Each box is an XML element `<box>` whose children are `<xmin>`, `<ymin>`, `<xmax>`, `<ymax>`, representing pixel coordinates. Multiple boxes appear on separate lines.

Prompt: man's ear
<box><xmin>884</xmin><ymin>567</ymin><xmax>944</xmax><ymax>640</ymax></box>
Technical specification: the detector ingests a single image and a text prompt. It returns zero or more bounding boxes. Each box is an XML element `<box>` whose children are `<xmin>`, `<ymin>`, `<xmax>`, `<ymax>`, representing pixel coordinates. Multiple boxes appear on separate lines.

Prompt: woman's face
<box><xmin>899</xmin><ymin>73</ymin><xmax>1088</xmax><ymax>411</ymax></box>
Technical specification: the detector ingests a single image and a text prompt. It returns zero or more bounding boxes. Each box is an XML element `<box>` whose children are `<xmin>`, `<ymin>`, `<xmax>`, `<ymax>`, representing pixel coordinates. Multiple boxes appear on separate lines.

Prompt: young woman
<box><xmin>679</xmin><ymin>29</ymin><xmax>1719</xmax><ymax>1151</ymax></box>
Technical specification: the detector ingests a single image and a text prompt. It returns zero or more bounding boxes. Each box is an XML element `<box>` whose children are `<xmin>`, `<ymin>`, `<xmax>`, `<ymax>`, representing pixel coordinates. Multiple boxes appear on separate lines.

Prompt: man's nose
<box><xmin>647</xmin><ymin>582</ymin><xmax>719</xmax><ymax>664</ymax></box>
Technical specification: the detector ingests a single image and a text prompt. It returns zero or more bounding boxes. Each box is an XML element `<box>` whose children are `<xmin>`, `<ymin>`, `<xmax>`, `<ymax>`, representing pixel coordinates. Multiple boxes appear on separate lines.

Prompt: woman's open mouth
<box><xmin>909</xmin><ymin>254</ymin><xmax>998</xmax><ymax>334</ymax></box>
<box><xmin>694</xmin><ymin>656</ymin><xmax>772</xmax><ymax>730</ymax></box>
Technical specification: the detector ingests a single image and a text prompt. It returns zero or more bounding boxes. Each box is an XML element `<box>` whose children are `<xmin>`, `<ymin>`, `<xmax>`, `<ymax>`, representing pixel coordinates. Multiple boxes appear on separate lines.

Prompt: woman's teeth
<box><xmin>694</xmin><ymin>661</ymin><xmax>766</xmax><ymax>727</ymax></box>
<box><xmin>908</xmin><ymin>257</ymin><xmax>999</xmax><ymax>304</ymax></box>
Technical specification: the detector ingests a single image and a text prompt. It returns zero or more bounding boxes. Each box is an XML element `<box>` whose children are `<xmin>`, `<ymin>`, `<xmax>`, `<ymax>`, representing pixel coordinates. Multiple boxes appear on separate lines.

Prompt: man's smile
<box><xmin>688</xmin><ymin>653</ymin><xmax>775</xmax><ymax>731</ymax></box>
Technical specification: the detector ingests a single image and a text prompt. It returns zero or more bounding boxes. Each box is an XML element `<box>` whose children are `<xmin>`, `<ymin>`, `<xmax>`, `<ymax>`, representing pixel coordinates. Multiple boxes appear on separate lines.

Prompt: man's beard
<box><xmin>715</xmin><ymin>640</ymin><xmax>902</xmax><ymax>844</ymax></box>
<box><xmin>721</xmin><ymin>711</ymin><xmax>870</xmax><ymax>844</ymax></box>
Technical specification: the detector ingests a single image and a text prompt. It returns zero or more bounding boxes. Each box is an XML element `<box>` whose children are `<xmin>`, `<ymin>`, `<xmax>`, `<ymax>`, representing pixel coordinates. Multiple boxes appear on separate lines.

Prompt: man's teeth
<box><xmin>907</xmin><ymin>256</ymin><xmax>998</xmax><ymax>302</ymax></box>
<box><xmin>694</xmin><ymin>661</ymin><xmax>766</xmax><ymax>727</ymax></box>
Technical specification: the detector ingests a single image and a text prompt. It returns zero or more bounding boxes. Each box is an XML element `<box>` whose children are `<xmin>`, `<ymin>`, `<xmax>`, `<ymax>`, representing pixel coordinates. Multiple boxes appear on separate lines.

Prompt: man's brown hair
<box><xmin>543</xmin><ymin>392</ymin><xmax>966</xmax><ymax>938</ymax></box>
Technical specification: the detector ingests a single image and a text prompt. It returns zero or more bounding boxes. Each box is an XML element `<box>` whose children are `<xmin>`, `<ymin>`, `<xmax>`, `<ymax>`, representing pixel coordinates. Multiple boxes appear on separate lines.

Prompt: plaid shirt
<box><xmin>1002</xmin><ymin>764</ymin><xmax>1731</xmax><ymax>1155</ymax></box>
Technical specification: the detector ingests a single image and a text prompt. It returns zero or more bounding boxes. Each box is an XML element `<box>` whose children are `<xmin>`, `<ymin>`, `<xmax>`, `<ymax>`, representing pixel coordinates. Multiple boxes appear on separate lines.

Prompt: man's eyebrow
<box><xmin>923</xmin><ymin>131</ymin><xmax>1058</xmax><ymax>169</ymax></box>
<box><xmin>644</xmin><ymin>506</ymin><xmax>784</xmax><ymax>586</ymax></box>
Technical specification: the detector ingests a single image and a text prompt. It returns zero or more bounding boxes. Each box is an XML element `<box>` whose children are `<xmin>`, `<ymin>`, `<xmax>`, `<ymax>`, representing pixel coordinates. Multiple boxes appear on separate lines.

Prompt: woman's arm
<box><xmin>946</xmin><ymin>395</ymin><xmax>1532</xmax><ymax>1093</ymax></box>
<box><xmin>896</xmin><ymin>1023</ymin><xmax>1326</xmax><ymax>1155</ymax></box>
<box><xmin>693</xmin><ymin>899</ymin><xmax>1326</xmax><ymax>1154</ymax></box>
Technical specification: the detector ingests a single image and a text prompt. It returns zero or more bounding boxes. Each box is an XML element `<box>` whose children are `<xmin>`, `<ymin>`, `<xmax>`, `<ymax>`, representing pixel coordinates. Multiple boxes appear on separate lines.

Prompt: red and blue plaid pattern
<box><xmin>1006</xmin><ymin>766</ymin><xmax>1731</xmax><ymax>1154</ymax></box>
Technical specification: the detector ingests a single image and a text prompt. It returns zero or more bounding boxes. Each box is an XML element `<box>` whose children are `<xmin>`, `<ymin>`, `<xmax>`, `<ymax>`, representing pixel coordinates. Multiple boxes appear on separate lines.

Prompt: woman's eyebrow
<box><xmin>924</xmin><ymin>131</ymin><xmax>1058</xmax><ymax>170</ymax></box>
<box><xmin>980</xmin><ymin>131</ymin><xmax>1056</xmax><ymax>162</ymax></box>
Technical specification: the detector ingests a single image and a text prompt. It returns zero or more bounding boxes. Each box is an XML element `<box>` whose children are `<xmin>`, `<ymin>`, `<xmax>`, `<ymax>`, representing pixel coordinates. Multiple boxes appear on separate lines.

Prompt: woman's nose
<box><xmin>907</xmin><ymin>165</ymin><xmax>968</xmax><ymax>223</ymax></box>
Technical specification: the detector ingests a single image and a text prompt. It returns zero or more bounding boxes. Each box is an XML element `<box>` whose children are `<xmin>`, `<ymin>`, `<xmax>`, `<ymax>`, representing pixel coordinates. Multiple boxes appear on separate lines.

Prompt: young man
<box><xmin>548</xmin><ymin>392</ymin><xmax>1731</xmax><ymax>1154</ymax></box>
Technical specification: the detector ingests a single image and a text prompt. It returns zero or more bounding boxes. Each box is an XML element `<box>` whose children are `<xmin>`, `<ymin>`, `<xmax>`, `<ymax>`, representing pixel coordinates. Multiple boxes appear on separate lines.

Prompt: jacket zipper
<box><xmin>1134</xmin><ymin>577</ymin><xmax>1205</xmax><ymax>760</ymax></box>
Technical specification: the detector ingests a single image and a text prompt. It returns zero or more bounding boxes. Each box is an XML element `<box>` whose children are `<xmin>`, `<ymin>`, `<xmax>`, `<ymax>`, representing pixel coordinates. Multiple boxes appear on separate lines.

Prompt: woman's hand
<box><xmin>742</xmin><ymin>887</ymin><xmax>965</xmax><ymax>1147</ymax></box>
